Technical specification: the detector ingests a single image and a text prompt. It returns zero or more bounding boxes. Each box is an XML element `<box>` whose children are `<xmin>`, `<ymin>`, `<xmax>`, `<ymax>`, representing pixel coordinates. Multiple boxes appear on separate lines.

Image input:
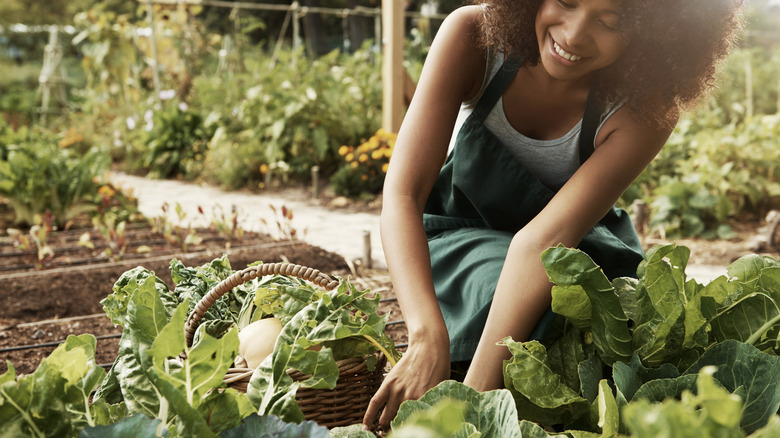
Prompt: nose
<box><xmin>562</xmin><ymin>13</ymin><xmax>591</xmax><ymax>48</ymax></box>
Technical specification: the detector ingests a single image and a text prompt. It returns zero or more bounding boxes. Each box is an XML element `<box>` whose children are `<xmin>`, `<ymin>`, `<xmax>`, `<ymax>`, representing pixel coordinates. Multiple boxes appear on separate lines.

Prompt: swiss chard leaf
<box><xmin>0</xmin><ymin>335</ymin><xmax>107</xmax><ymax>438</ymax></box>
<box><xmin>248</xmin><ymin>280</ymin><xmax>400</xmax><ymax>423</ymax></box>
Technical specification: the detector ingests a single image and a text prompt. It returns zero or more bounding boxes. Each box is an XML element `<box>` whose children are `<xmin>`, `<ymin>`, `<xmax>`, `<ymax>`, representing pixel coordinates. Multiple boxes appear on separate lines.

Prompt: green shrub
<box><xmin>0</xmin><ymin>120</ymin><xmax>109</xmax><ymax>227</ymax></box>
<box><xmin>198</xmin><ymin>44</ymin><xmax>382</xmax><ymax>189</ymax></box>
<box><xmin>140</xmin><ymin>103</ymin><xmax>214</xmax><ymax>180</ymax></box>
<box><xmin>624</xmin><ymin>113</ymin><xmax>780</xmax><ymax>238</ymax></box>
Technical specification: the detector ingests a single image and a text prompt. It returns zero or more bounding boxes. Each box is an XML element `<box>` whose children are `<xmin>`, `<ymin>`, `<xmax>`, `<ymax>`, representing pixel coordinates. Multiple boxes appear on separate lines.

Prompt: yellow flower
<box><xmin>260</xmin><ymin>163</ymin><xmax>269</xmax><ymax>174</ymax></box>
<box><xmin>371</xmin><ymin>150</ymin><xmax>384</xmax><ymax>160</ymax></box>
<box><xmin>382</xmin><ymin>163</ymin><xmax>389</xmax><ymax>173</ymax></box>
<box><xmin>350</xmin><ymin>161</ymin><xmax>359</xmax><ymax>168</ymax></box>
<box><xmin>345</xmin><ymin>153</ymin><xmax>355</xmax><ymax>162</ymax></box>
<box><xmin>359</xmin><ymin>154</ymin><xmax>368</xmax><ymax>163</ymax></box>
<box><xmin>58</xmin><ymin>128</ymin><xmax>84</xmax><ymax>148</ymax></box>
<box><xmin>361</xmin><ymin>174</ymin><xmax>368</xmax><ymax>181</ymax></box>
<box><xmin>338</xmin><ymin>145</ymin><xmax>350</xmax><ymax>156</ymax></box>
<box><xmin>98</xmin><ymin>185</ymin><xmax>116</xmax><ymax>199</ymax></box>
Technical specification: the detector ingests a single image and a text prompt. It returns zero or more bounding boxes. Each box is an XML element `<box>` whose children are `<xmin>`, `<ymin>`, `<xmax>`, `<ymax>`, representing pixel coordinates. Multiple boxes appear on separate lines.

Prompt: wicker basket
<box><xmin>184</xmin><ymin>262</ymin><xmax>387</xmax><ymax>429</ymax></box>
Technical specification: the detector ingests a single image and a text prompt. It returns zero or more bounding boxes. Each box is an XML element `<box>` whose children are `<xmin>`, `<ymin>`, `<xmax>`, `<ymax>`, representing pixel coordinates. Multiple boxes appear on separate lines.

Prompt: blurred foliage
<box><xmin>0</xmin><ymin>0</ymin><xmax>778</xmax><ymax>241</ymax></box>
<box><xmin>0</xmin><ymin>118</ymin><xmax>109</xmax><ymax>227</ymax></box>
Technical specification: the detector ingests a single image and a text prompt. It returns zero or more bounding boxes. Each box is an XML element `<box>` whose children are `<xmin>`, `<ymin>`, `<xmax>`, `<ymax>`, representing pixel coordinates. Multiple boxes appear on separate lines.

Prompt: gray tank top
<box><xmin>449</xmin><ymin>52</ymin><xmax>623</xmax><ymax>191</ymax></box>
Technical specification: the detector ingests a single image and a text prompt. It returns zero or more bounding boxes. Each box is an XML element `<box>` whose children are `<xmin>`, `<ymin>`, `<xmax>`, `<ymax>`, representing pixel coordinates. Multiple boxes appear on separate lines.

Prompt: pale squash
<box><xmin>237</xmin><ymin>317</ymin><xmax>283</xmax><ymax>368</ymax></box>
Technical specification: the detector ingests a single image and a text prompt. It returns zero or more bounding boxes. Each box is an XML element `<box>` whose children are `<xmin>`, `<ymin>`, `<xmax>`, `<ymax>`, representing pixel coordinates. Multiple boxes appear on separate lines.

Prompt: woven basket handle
<box><xmin>184</xmin><ymin>262</ymin><xmax>340</xmax><ymax>347</ymax></box>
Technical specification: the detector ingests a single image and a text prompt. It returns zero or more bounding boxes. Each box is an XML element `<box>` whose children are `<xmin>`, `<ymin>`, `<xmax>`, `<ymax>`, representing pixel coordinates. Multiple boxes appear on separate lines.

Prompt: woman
<box><xmin>364</xmin><ymin>0</ymin><xmax>744</xmax><ymax>430</ymax></box>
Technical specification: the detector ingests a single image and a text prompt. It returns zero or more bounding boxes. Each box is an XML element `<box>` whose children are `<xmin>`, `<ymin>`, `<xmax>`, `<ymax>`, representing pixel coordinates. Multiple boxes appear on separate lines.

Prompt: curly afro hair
<box><xmin>476</xmin><ymin>0</ymin><xmax>745</xmax><ymax>128</ymax></box>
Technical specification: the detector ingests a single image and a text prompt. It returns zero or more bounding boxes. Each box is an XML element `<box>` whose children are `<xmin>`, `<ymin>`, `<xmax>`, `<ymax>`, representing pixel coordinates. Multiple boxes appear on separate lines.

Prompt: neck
<box><xmin>526</xmin><ymin>63</ymin><xmax>593</xmax><ymax>99</ymax></box>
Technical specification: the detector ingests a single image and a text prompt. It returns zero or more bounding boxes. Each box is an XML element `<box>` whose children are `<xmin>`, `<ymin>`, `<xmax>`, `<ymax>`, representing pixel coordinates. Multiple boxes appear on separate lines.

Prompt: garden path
<box><xmin>107</xmin><ymin>172</ymin><xmax>730</xmax><ymax>283</ymax></box>
<box><xmin>107</xmin><ymin>171</ymin><xmax>385</xmax><ymax>270</ymax></box>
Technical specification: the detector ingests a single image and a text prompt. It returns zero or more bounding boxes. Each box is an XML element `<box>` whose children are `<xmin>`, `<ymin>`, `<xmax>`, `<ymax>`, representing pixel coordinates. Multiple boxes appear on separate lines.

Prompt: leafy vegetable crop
<box><xmin>3</xmin><ymin>247</ymin><xmax>780</xmax><ymax>437</ymax></box>
<box><xmin>0</xmin><ymin>256</ymin><xmax>399</xmax><ymax>437</ymax></box>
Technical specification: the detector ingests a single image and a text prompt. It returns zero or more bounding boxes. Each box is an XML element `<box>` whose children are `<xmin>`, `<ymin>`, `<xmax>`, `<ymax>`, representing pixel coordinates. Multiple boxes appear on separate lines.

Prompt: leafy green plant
<box><xmin>141</xmin><ymin>103</ymin><xmax>214</xmax><ymax>180</ymax></box>
<box><xmin>199</xmin><ymin>44</ymin><xmax>382</xmax><ymax>189</ymax></box>
<box><xmin>487</xmin><ymin>244</ymin><xmax>780</xmax><ymax>435</ymax></box>
<box><xmin>0</xmin><ymin>254</ymin><xmax>401</xmax><ymax>436</ymax></box>
<box><xmin>0</xmin><ymin>124</ymin><xmax>108</xmax><ymax>227</ymax></box>
<box><xmin>624</xmin><ymin>113</ymin><xmax>780</xmax><ymax>238</ymax></box>
<box><xmin>6</xmin><ymin>212</ymin><xmax>55</xmax><ymax>269</ymax></box>
<box><xmin>148</xmin><ymin>202</ymin><xmax>203</xmax><ymax>252</ymax></box>
<box><xmin>209</xmin><ymin>204</ymin><xmax>248</xmax><ymax>244</ymax></box>
<box><xmin>260</xmin><ymin>204</ymin><xmax>303</xmax><ymax>242</ymax></box>
<box><xmin>331</xmin><ymin>129</ymin><xmax>395</xmax><ymax>199</ymax></box>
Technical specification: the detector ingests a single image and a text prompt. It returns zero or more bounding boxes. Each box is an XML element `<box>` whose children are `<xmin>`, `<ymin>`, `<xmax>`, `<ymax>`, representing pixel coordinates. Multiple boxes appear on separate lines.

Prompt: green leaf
<box><xmin>612</xmin><ymin>354</ymin><xmax>680</xmax><ymax>405</ymax></box>
<box><xmin>502</xmin><ymin>338</ymin><xmax>589</xmax><ymax>426</ymax></box>
<box><xmin>386</xmin><ymin>398</ymin><xmax>476</xmax><ymax>438</ymax></box>
<box><xmin>150</xmin><ymin>302</ymin><xmax>238</xmax><ymax>407</ymax></box>
<box><xmin>391</xmin><ymin>380</ymin><xmax>522</xmax><ymax>437</ymax></box>
<box><xmin>78</xmin><ymin>413</ymin><xmax>168</xmax><ymax>437</ymax></box>
<box><xmin>518</xmin><ymin>420</ymin><xmax>571</xmax><ymax>437</ymax></box>
<box><xmin>219</xmin><ymin>414</ymin><xmax>328</xmax><ymax>438</ymax></box>
<box><xmin>197</xmin><ymin>389</ymin><xmax>254</xmax><ymax>434</ymax></box>
<box><xmin>251</xmin><ymin>281</ymin><xmax>399</xmax><ymax>420</ymax></box>
<box><xmin>0</xmin><ymin>335</ymin><xmax>103</xmax><ymax>438</ymax></box>
<box><xmin>685</xmin><ymin>340</ymin><xmax>780</xmax><ymax>433</ymax></box>
<box><xmin>595</xmin><ymin>379</ymin><xmax>619</xmax><ymax>437</ymax></box>
<box><xmin>631</xmin><ymin>244</ymin><xmax>689</xmax><ymax>366</ymax></box>
<box><xmin>623</xmin><ymin>366</ymin><xmax>745</xmax><ymax>438</ymax></box>
<box><xmin>545</xmin><ymin>326</ymin><xmax>586</xmax><ymax>393</ymax></box>
<box><xmin>328</xmin><ymin>424</ymin><xmax>378</xmax><ymax>438</ymax></box>
<box><xmin>710</xmin><ymin>291</ymin><xmax>780</xmax><ymax>349</ymax></box>
<box><xmin>542</xmin><ymin>246</ymin><xmax>632</xmax><ymax>365</ymax></box>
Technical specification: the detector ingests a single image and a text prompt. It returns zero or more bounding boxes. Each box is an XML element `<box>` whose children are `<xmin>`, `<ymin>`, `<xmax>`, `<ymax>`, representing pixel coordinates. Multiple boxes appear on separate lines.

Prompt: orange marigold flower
<box><xmin>259</xmin><ymin>163</ymin><xmax>269</xmax><ymax>174</ymax></box>
<box><xmin>98</xmin><ymin>185</ymin><xmax>116</xmax><ymax>199</ymax></box>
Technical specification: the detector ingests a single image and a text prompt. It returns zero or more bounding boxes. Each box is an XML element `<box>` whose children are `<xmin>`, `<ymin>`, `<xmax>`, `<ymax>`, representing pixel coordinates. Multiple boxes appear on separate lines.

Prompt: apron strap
<box><xmin>578</xmin><ymin>89</ymin><xmax>600</xmax><ymax>164</ymax></box>
<box><xmin>472</xmin><ymin>56</ymin><xmax>524</xmax><ymax>122</ymax></box>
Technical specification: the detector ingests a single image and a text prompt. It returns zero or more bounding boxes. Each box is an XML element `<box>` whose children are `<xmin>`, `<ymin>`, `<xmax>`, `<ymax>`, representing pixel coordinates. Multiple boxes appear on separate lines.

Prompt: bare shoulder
<box><xmin>421</xmin><ymin>5</ymin><xmax>487</xmax><ymax>102</ymax></box>
<box><xmin>595</xmin><ymin>105</ymin><xmax>674</xmax><ymax>158</ymax></box>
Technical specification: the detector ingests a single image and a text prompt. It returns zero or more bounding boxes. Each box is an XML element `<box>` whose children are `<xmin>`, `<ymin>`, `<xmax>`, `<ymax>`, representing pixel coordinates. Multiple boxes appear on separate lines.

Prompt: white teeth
<box><xmin>553</xmin><ymin>42</ymin><xmax>582</xmax><ymax>62</ymax></box>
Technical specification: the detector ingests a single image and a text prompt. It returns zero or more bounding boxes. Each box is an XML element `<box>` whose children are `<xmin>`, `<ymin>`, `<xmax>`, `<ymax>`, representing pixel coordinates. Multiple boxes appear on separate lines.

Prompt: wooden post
<box><xmin>382</xmin><ymin>0</ymin><xmax>405</xmax><ymax>133</ymax></box>
<box><xmin>146</xmin><ymin>1</ymin><xmax>161</xmax><ymax>107</ymax></box>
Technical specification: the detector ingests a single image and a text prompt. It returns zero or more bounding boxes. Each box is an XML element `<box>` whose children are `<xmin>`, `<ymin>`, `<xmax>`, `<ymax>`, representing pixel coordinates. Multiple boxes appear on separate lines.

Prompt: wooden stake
<box><xmin>382</xmin><ymin>0</ymin><xmax>404</xmax><ymax>133</ymax></box>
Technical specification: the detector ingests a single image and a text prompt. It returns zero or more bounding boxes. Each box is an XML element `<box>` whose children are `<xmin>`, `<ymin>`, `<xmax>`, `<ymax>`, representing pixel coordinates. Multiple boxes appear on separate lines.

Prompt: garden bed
<box><xmin>0</xmin><ymin>223</ymin><xmax>405</xmax><ymax>376</ymax></box>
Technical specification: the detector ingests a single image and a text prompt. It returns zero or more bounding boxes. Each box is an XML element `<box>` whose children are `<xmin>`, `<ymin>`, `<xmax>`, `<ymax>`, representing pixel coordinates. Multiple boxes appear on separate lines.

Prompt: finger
<box><xmin>363</xmin><ymin>384</ymin><xmax>389</xmax><ymax>428</ymax></box>
<box><xmin>378</xmin><ymin>393</ymin><xmax>403</xmax><ymax>432</ymax></box>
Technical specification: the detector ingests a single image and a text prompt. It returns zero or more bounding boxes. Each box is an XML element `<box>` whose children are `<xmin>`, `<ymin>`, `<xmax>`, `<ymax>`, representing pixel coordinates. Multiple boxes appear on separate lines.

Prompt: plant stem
<box><xmin>362</xmin><ymin>334</ymin><xmax>398</xmax><ymax>367</ymax></box>
<box><xmin>746</xmin><ymin>313</ymin><xmax>780</xmax><ymax>346</ymax></box>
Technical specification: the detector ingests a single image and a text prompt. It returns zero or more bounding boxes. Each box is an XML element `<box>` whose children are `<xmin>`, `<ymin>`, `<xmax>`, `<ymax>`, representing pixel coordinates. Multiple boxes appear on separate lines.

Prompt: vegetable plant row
<box><xmin>1</xmin><ymin>245</ymin><xmax>779</xmax><ymax>437</ymax></box>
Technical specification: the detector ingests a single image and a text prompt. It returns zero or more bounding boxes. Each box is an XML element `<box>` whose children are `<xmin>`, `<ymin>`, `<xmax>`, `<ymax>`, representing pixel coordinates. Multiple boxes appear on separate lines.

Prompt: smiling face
<box><xmin>535</xmin><ymin>0</ymin><xmax>629</xmax><ymax>84</ymax></box>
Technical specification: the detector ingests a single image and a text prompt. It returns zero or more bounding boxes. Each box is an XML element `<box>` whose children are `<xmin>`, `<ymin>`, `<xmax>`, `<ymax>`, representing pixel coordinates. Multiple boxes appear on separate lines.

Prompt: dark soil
<box><xmin>0</xmin><ymin>217</ymin><xmax>405</xmax><ymax>376</ymax></box>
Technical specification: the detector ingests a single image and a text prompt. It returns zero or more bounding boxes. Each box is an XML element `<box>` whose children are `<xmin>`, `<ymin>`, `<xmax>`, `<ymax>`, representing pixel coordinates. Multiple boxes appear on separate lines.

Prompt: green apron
<box><xmin>423</xmin><ymin>57</ymin><xmax>643</xmax><ymax>362</ymax></box>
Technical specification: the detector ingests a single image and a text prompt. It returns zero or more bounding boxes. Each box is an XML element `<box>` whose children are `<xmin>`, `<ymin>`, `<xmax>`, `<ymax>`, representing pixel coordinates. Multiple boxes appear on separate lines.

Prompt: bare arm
<box><xmin>464</xmin><ymin>108</ymin><xmax>674</xmax><ymax>390</ymax></box>
<box><xmin>363</xmin><ymin>5</ymin><xmax>487</xmax><ymax>430</ymax></box>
